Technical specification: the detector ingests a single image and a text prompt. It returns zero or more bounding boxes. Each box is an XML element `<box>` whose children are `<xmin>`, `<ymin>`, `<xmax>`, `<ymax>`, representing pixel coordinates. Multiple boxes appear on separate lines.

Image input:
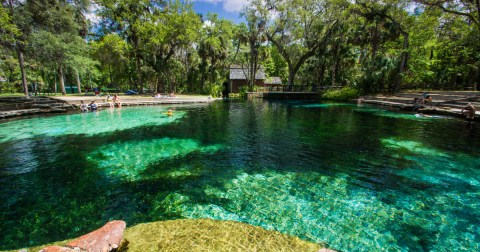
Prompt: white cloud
<box><xmin>85</xmin><ymin>3</ymin><xmax>100</xmax><ymax>24</ymax></box>
<box><xmin>192</xmin><ymin>0</ymin><xmax>248</xmax><ymax>13</ymax></box>
<box><xmin>203</xmin><ymin>20</ymin><xmax>214</xmax><ymax>28</ymax></box>
<box><xmin>222</xmin><ymin>0</ymin><xmax>246</xmax><ymax>12</ymax></box>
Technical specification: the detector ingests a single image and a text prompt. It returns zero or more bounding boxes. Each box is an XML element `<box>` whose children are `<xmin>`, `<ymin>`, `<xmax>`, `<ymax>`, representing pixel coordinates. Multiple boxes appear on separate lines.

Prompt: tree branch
<box><xmin>416</xmin><ymin>0</ymin><xmax>479</xmax><ymax>25</ymax></box>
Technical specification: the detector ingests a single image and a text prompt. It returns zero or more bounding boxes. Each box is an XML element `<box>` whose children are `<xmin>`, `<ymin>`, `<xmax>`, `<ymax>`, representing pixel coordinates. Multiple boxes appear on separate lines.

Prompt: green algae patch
<box><xmin>87</xmin><ymin>138</ymin><xmax>223</xmax><ymax>181</ymax></box>
<box><xmin>0</xmin><ymin>107</ymin><xmax>185</xmax><ymax>143</ymax></box>
<box><xmin>122</xmin><ymin>219</ymin><xmax>323</xmax><ymax>252</ymax></box>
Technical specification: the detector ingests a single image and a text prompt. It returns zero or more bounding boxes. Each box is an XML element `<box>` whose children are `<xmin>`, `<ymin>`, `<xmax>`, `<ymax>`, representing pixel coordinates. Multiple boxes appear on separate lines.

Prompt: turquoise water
<box><xmin>1</xmin><ymin>101</ymin><xmax>479</xmax><ymax>251</ymax></box>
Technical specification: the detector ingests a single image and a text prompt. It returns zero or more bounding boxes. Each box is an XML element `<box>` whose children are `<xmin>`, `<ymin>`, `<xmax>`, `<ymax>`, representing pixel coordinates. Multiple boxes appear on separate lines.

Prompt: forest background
<box><xmin>1</xmin><ymin>0</ymin><xmax>479</xmax><ymax>97</ymax></box>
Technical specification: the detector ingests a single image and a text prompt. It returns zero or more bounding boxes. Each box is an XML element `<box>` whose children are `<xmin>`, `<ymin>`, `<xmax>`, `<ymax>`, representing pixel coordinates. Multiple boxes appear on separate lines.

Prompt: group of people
<box><xmin>411</xmin><ymin>92</ymin><xmax>476</xmax><ymax>122</ymax></box>
<box><xmin>79</xmin><ymin>93</ymin><xmax>122</xmax><ymax>112</ymax></box>
<box><xmin>154</xmin><ymin>92</ymin><xmax>176</xmax><ymax>99</ymax></box>
<box><xmin>106</xmin><ymin>94</ymin><xmax>122</xmax><ymax>108</ymax></box>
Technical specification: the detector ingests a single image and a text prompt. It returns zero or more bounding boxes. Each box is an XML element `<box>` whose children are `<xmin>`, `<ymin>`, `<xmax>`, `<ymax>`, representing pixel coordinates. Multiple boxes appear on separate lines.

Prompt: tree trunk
<box><xmin>75</xmin><ymin>69</ymin><xmax>82</xmax><ymax>94</ymax></box>
<box><xmin>54</xmin><ymin>75</ymin><xmax>58</xmax><ymax>94</ymax></box>
<box><xmin>58</xmin><ymin>66</ymin><xmax>66</xmax><ymax>95</ymax></box>
<box><xmin>136</xmin><ymin>55</ymin><xmax>143</xmax><ymax>93</ymax></box>
<box><xmin>394</xmin><ymin>32</ymin><xmax>409</xmax><ymax>93</ymax></box>
<box><xmin>16</xmin><ymin>49</ymin><xmax>29</xmax><ymax>96</ymax></box>
<box><xmin>317</xmin><ymin>63</ymin><xmax>326</xmax><ymax>86</ymax></box>
<box><xmin>331</xmin><ymin>44</ymin><xmax>339</xmax><ymax>87</ymax></box>
<box><xmin>474</xmin><ymin>66</ymin><xmax>479</xmax><ymax>91</ymax></box>
<box><xmin>249</xmin><ymin>43</ymin><xmax>256</xmax><ymax>90</ymax></box>
<box><xmin>287</xmin><ymin>67</ymin><xmax>295</xmax><ymax>89</ymax></box>
<box><xmin>476</xmin><ymin>0</ymin><xmax>480</xmax><ymax>28</ymax></box>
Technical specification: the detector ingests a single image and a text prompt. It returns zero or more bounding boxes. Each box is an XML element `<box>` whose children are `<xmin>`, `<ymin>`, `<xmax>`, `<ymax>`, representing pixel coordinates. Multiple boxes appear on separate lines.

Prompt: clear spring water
<box><xmin>0</xmin><ymin>101</ymin><xmax>479</xmax><ymax>251</ymax></box>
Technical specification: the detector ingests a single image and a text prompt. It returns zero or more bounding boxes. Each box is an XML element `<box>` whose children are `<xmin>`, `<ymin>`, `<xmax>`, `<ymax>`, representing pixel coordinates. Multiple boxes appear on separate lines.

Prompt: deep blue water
<box><xmin>0</xmin><ymin>100</ymin><xmax>479</xmax><ymax>251</ymax></box>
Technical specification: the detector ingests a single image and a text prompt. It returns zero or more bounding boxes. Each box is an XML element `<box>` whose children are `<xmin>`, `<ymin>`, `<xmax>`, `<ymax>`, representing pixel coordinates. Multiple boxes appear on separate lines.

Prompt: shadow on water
<box><xmin>1</xmin><ymin>100</ymin><xmax>480</xmax><ymax>250</ymax></box>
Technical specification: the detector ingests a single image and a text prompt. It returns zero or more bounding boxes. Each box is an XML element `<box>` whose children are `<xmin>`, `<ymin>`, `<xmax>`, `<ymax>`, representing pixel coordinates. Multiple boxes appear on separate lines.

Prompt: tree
<box><xmin>415</xmin><ymin>0</ymin><xmax>480</xmax><ymax>30</ymax></box>
<box><xmin>97</xmin><ymin>0</ymin><xmax>167</xmax><ymax>93</ymax></box>
<box><xmin>26</xmin><ymin>0</ymin><xmax>89</xmax><ymax>95</ymax></box>
<box><xmin>3</xmin><ymin>0</ymin><xmax>31</xmax><ymax>96</ymax></box>
<box><xmin>354</xmin><ymin>0</ymin><xmax>413</xmax><ymax>92</ymax></box>
<box><xmin>253</xmin><ymin>0</ymin><xmax>340</xmax><ymax>88</ymax></box>
<box><xmin>91</xmin><ymin>33</ymin><xmax>129</xmax><ymax>91</ymax></box>
<box><xmin>415</xmin><ymin>0</ymin><xmax>480</xmax><ymax>90</ymax></box>
<box><xmin>0</xmin><ymin>5</ymin><xmax>20</xmax><ymax>45</ymax></box>
<box><xmin>137</xmin><ymin>0</ymin><xmax>201</xmax><ymax>93</ymax></box>
<box><xmin>197</xmin><ymin>14</ymin><xmax>235</xmax><ymax>94</ymax></box>
<box><xmin>238</xmin><ymin>0</ymin><xmax>268</xmax><ymax>91</ymax></box>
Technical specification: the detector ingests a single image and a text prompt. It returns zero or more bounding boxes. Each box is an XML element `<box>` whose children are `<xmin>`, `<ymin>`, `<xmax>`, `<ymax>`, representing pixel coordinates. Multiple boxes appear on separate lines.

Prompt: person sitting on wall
<box><xmin>80</xmin><ymin>100</ymin><xmax>89</xmax><ymax>112</ymax></box>
<box><xmin>106</xmin><ymin>94</ymin><xmax>114</xmax><ymax>108</ymax></box>
<box><xmin>113</xmin><ymin>93</ymin><xmax>122</xmax><ymax>108</ymax></box>
<box><xmin>421</xmin><ymin>95</ymin><xmax>432</xmax><ymax>105</ymax></box>
<box><xmin>461</xmin><ymin>103</ymin><xmax>476</xmax><ymax>122</ymax></box>
<box><xmin>89</xmin><ymin>100</ymin><xmax>98</xmax><ymax>111</ymax></box>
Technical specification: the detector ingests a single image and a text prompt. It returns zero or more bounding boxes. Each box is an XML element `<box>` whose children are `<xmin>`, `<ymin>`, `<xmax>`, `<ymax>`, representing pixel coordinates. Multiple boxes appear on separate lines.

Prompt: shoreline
<box><xmin>0</xmin><ymin>95</ymin><xmax>219</xmax><ymax>120</ymax></box>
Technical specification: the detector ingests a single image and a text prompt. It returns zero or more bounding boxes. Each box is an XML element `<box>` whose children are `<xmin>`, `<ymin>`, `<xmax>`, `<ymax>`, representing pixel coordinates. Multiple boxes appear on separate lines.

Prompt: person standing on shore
<box><xmin>461</xmin><ymin>103</ymin><xmax>476</xmax><ymax>122</ymax></box>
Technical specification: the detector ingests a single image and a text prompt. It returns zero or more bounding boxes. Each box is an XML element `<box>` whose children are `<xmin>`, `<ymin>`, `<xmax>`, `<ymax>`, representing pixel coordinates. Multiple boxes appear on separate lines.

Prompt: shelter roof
<box><xmin>229</xmin><ymin>65</ymin><xmax>266</xmax><ymax>80</ymax></box>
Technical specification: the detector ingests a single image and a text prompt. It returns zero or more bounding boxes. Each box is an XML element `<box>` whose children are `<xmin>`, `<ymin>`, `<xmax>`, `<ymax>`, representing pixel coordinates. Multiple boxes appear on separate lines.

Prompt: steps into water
<box><xmin>0</xmin><ymin>96</ymin><xmax>75</xmax><ymax>119</ymax></box>
<box><xmin>361</xmin><ymin>91</ymin><xmax>480</xmax><ymax>120</ymax></box>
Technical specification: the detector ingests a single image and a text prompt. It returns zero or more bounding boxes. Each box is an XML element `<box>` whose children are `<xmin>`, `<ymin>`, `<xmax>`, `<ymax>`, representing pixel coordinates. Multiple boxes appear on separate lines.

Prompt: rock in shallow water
<box><xmin>41</xmin><ymin>220</ymin><xmax>126</xmax><ymax>252</ymax></box>
<box><xmin>39</xmin><ymin>246</ymin><xmax>76</xmax><ymax>252</ymax></box>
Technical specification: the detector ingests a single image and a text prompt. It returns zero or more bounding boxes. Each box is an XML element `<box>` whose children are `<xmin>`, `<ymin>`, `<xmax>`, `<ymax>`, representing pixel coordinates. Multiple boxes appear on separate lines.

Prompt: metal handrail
<box><xmin>265</xmin><ymin>85</ymin><xmax>342</xmax><ymax>92</ymax></box>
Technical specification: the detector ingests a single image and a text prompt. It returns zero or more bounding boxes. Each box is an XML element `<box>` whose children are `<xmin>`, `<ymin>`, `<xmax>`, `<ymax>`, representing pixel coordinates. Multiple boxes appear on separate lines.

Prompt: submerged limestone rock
<box><xmin>66</xmin><ymin>220</ymin><xmax>126</xmax><ymax>251</ymax></box>
<box><xmin>14</xmin><ymin>219</ymin><xmax>333</xmax><ymax>252</ymax></box>
<box><xmin>39</xmin><ymin>220</ymin><xmax>126</xmax><ymax>252</ymax></box>
<box><xmin>39</xmin><ymin>247</ymin><xmax>75</xmax><ymax>252</ymax></box>
<box><xmin>122</xmin><ymin>219</ymin><xmax>326</xmax><ymax>251</ymax></box>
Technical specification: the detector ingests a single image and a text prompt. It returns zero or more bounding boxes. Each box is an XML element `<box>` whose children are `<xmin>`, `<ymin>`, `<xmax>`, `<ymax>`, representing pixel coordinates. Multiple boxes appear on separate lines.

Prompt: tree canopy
<box><xmin>1</xmin><ymin>0</ymin><xmax>479</xmax><ymax>96</ymax></box>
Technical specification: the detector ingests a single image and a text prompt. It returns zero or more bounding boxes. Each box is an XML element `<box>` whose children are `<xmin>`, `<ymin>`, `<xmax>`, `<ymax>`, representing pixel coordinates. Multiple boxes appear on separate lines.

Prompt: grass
<box><xmin>0</xmin><ymin>93</ymin><xmax>26</xmax><ymax>97</ymax></box>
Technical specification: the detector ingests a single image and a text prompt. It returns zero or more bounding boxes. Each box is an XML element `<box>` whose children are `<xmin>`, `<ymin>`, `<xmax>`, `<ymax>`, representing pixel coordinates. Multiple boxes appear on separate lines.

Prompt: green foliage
<box><xmin>91</xmin><ymin>33</ymin><xmax>129</xmax><ymax>89</ymax></box>
<box><xmin>2</xmin><ymin>0</ymin><xmax>480</xmax><ymax>96</ymax></box>
<box><xmin>0</xmin><ymin>6</ymin><xmax>21</xmax><ymax>45</ymax></box>
<box><xmin>322</xmin><ymin>86</ymin><xmax>361</xmax><ymax>101</ymax></box>
<box><xmin>204</xmin><ymin>81</ymin><xmax>223</xmax><ymax>98</ymax></box>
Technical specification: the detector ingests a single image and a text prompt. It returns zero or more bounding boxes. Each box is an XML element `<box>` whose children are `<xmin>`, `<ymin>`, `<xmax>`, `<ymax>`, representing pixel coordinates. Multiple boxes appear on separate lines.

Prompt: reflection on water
<box><xmin>0</xmin><ymin>101</ymin><xmax>479</xmax><ymax>251</ymax></box>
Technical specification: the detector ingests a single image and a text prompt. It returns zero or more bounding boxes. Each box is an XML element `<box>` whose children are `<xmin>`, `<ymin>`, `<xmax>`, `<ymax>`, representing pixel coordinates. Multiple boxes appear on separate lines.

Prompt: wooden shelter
<box><xmin>228</xmin><ymin>65</ymin><xmax>266</xmax><ymax>93</ymax></box>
